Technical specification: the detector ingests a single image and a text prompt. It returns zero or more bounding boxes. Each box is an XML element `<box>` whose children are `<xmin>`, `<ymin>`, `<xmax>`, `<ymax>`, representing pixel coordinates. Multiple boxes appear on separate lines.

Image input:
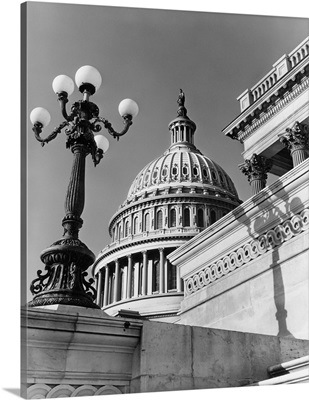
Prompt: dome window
<box><xmin>133</xmin><ymin>216</ymin><xmax>138</xmax><ymax>234</ymax></box>
<box><xmin>184</xmin><ymin>208</ymin><xmax>190</xmax><ymax>227</ymax></box>
<box><xmin>197</xmin><ymin>208</ymin><xmax>204</xmax><ymax>227</ymax></box>
<box><xmin>138</xmin><ymin>175</ymin><xmax>143</xmax><ymax>188</ymax></box>
<box><xmin>153</xmin><ymin>170</ymin><xmax>158</xmax><ymax>180</ymax></box>
<box><xmin>169</xmin><ymin>208</ymin><xmax>177</xmax><ymax>227</ymax></box>
<box><xmin>182</xmin><ymin>165</ymin><xmax>188</xmax><ymax>175</ymax></box>
<box><xmin>172</xmin><ymin>165</ymin><xmax>178</xmax><ymax>176</ymax></box>
<box><xmin>210</xmin><ymin>210</ymin><xmax>216</xmax><ymax>225</ymax></box>
<box><xmin>162</xmin><ymin>166</ymin><xmax>168</xmax><ymax>177</ymax></box>
<box><xmin>212</xmin><ymin>171</ymin><xmax>217</xmax><ymax>181</ymax></box>
<box><xmin>156</xmin><ymin>210</ymin><xmax>163</xmax><ymax>229</ymax></box>
<box><xmin>125</xmin><ymin>221</ymin><xmax>130</xmax><ymax>237</ymax></box>
<box><xmin>144</xmin><ymin>212</ymin><xmax>150</xmax><ymax>231</ymax></box>
<box><xmin>145</xmin><ymin>172</ymin><xmax>150</xmax><ymax>184</ymax></box>
<box><xmin>219</xmin><ymin>171</ymin><xmax>224</xmax><ymax>183</ymax></box>
<box><xmin>193</xmin><ymin>166</ymin><xmax>199</xmax><ymax>176</ymax></box>
<box><xmin>202</xmin><ymin>168</ymin><xmax>208</xmax><ymax>179</ymax></box>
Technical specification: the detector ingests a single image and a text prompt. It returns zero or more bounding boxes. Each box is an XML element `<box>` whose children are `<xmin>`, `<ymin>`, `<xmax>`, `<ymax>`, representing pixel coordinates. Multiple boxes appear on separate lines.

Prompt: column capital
<box><xmin>239</xmin><ymin>153</ymin><xmax>273</xmax><ymax>183</ymax></box>
<box><xmin>280</xmin><ymin>121</ymin><xmax>309</xmax><ymax>152</ymax></box>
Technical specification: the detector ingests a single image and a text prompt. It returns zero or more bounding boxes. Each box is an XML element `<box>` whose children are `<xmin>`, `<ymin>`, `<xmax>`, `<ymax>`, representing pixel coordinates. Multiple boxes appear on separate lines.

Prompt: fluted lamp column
<box><xmin>28</xmin><ymin>65</ymin><xmax>139</xmax><ymax>308</ymax></box>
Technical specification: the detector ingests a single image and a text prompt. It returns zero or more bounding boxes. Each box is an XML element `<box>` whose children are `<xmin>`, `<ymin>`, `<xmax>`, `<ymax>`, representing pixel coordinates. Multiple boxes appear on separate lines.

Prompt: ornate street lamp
<box><xmin>28</xmin><ymin>65</ymin><xmax>139</xmax><ymax>308</ymax></box>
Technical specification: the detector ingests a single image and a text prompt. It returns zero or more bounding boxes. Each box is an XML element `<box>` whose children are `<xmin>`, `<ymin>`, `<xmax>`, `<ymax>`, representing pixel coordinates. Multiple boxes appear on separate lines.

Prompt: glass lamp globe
<box><xmin>94</xmin><ymin>135</ymin><xmax>109</xmax><ymax>153</ymax></box>
<box><xmin>75</xmin><ymin>66</ymin><xmax>102</xmax><ymax>93</ymax></box>
<box><xmin>118</xmin><ymin>99</ymin><xmax>139</xmax><ymax>118</ymax></box>
<box><xmin>30</xmin><ymin>107</ymin><xmax>51</xmax><ymax>127</ymax></box>
<box><xmin>52</xmin><ymin>75</ymin><xmax>74</xmax><ymax>96</ymax></box>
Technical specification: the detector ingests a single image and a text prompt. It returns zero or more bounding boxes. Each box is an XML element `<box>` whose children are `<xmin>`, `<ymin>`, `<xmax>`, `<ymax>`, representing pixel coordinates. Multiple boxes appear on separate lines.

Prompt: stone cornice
<box><xmin>223</xmin><ymin>60</ymin><xmax>309</xmax><ymax>142</ymax></box>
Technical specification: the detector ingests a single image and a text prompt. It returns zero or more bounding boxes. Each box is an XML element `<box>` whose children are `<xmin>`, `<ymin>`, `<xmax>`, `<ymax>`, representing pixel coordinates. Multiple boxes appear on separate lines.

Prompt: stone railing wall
<box><xmin>184</xmin><ymin>208</ymin><xmax>309</xmax><ymax>296</ymax></box>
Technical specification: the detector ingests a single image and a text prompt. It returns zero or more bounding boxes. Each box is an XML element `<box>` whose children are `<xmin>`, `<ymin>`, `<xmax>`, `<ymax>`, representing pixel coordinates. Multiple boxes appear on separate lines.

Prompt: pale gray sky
<box><xmin>25</xmin><ymin>2</ymin><xmax>308</xmax><ymax>301</ymax></box>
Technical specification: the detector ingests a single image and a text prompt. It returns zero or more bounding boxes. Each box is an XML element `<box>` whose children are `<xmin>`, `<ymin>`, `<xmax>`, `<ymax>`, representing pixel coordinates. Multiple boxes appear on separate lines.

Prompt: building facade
<box><xmin>169</xmin><ymin>36</ymin><xmax>309</xmax><ymax>339</ymax></box>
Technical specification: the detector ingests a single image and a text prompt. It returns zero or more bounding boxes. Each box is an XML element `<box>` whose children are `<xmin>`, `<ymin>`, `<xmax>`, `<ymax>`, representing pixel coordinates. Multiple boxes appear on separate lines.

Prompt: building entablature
<box><xmin>223</xmin><ymin>57</ymin><xmax>309</xmax><ymax>142</ymax></box>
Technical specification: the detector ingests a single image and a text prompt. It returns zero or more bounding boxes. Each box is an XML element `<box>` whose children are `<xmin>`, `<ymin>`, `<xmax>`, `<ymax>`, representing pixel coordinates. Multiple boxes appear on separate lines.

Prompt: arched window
<box><xmin>118</xmin><ymin>225</ymin><xmax>122</xmax><ymax>239</ymax></box>
<box><xmin>170</xmin><ymin>208</ymin><xmax>176</xmax><ymax>227</ymax></box>
<box><xmin>144</xmin><ymin>212</ymin><xmax>150</xmax><ymax>232</ymax></box>
<box><xmin>156</xmin><ymin>210</ymin><xmax>163</xmax><ymax>229</ymax></box>
<box><xmin>133</xmin><ymin>216</ymin><xmax>138</xmax><ymax>234</ymax></box>
<box><xmin>210</xmin><ymin>210</ymin><xmax>216</xmax><ymax>225</ymax></box>
<box><xmin>197</xmin><ymin>208</ymin><xmax>204</xmax><ymax>227</ymax></box>
<box><xmin>184</xmin><ymin>208</ymin><xmax>190</xmax><ymax>227</ymax></box>
<box><xmin>125</xmin><ymin>221</ymin><xmax>129</xmax><ymax>237</ymax></box>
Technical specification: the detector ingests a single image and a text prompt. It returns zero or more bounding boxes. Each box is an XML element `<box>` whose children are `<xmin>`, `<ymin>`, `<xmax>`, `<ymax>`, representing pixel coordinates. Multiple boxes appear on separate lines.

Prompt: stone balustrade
<box><xmin>237</xmin><ymin>36</ymin><xmax>309</xmax><ymax>112</ymax></box>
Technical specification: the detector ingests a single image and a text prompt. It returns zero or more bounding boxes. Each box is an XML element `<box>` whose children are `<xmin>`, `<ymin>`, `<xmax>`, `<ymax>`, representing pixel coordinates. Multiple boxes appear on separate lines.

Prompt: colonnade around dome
<box><xmin>96</xmin><ymin>246</ymin><xmax>183</xmax><ymax>310</ymax></box>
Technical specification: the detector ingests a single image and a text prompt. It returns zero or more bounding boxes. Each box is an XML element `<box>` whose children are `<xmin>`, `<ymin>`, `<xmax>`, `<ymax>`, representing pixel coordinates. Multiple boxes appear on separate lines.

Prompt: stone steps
<box><xmin>252</xmin><ymin>355</ymin><xmax>309</xmax><ymax>385</ymax></box>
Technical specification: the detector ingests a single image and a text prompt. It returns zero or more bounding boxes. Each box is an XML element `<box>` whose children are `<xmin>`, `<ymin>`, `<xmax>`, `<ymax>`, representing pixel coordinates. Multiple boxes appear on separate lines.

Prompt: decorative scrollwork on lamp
<box><xmin>28</xmin><ymin>65</ymin><xmax>139</xmax><ymax>308</ymax></box>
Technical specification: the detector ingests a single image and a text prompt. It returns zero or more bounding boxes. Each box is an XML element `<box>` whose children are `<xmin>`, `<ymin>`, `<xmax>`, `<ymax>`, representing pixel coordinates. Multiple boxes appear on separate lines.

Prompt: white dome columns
<box><xmin>169</xmin><ymin>120</ymin><xmax>196</xmax><ymax>147</ymax></box>
<box><xmin>95</xmin><ymin>248</ymin><xmax>182</xmax><ymax>309</ymax></box>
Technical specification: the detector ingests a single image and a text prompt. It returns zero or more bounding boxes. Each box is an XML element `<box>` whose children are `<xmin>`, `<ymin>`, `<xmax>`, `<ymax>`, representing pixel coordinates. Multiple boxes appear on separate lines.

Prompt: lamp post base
<box><xmin>28</xmin><ymin>238</ymin><xmax>99</xmax><ymax>309</ymax></box>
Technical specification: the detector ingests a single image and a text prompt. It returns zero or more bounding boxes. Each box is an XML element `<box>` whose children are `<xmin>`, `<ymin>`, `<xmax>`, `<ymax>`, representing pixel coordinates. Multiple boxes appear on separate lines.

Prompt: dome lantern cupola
<box><xmin>168</xmin><ymin>89</ymin><xmax>196</xmax><ymax>149</ymax></box>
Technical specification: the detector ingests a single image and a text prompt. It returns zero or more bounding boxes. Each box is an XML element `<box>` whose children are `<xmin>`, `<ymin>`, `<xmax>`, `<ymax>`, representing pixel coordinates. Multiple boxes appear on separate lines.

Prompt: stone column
<box><xmin>126</xmin><ymin>254</ymin><xmax>132</xmax><ymax>299</ymax></box>
<box><xmin>280</xmin><ymin>121</ymin><xmax>309</xmax><ymax>167</ymax></box>
<box><xmin>159</xmin><ymin>248</ymin><xmax>165</xmax><ymax>294</ymax></box>
<box><xmin>96</xmin><ymin>270</ymin><xmax>103</xmax><ymax>307</ymax></box>
<box><xmin>113</xmin><ymin>259</ymin><xmax>120</xmax><ymax>303</ymax></box>
<box><xmin>103</xmin><ymin>266</ymin><xmax>109</xmax><ymax>307</ymax></box>
<box><xmin>239</xmin><ymin>153</ymin><xmax>273</xmax><ymax>195</ymax></box>
<box><xmin>142</xmin><ymin>251</ymin><xmax>148</xmax><ymax>296</ymax></box>
<box><xmin>176</xmin><ymin>266</ymin><xmax>182</xmax><ymax>292</ymax></box>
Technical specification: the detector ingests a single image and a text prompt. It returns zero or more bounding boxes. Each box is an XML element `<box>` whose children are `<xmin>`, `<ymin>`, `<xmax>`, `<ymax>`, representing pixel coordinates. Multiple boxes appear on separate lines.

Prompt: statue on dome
<box><xmin>177</xmin><ymin>89</ymin><xmax>185</xmax><ymax>107</ymax></box>
<box><xmin>177</xmin><ymin>89</ymin><xmax>187</xmax><ymax>117</ymax></box>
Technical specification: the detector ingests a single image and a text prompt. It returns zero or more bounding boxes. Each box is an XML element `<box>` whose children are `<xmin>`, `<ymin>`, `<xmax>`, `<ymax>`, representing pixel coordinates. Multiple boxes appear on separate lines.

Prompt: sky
<box><xmin>0</xmin><ymin>1</ymin><xmax>308</xmax><ymax>399</ymax></box>
<box><xmin>24</xmin><ymin>2</ymin><xmax>309</xmax><ymax>303</ymax></box>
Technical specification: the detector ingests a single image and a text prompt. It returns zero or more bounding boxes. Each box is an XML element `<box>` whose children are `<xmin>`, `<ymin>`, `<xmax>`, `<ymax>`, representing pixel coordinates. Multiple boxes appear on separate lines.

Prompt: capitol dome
<box><xmin>93</xmin><ymin>90</ymin><xmax>241</xmax><ymax>321</ymax></box>
<box><xmin>127</xmin><ymin>144</ymin><xmax>238</xmax><ymax>201</ymax></box>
